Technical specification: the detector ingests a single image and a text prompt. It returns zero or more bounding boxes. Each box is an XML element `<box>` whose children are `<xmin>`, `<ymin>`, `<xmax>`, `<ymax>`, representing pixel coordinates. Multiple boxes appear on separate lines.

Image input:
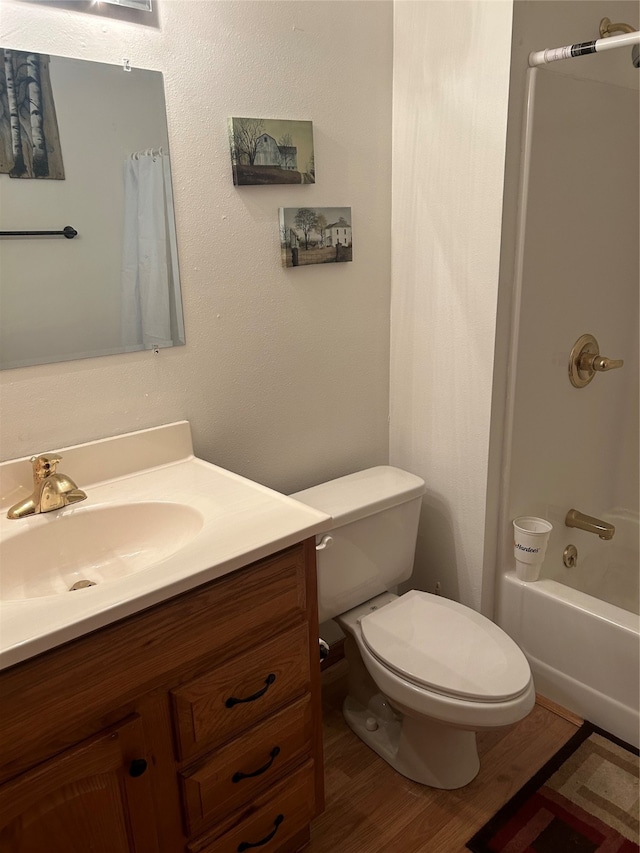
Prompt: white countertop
<box><xmin>0</xmin><ymin>422</ymin><xmax>331</xmax><ymax>670</ymax></box>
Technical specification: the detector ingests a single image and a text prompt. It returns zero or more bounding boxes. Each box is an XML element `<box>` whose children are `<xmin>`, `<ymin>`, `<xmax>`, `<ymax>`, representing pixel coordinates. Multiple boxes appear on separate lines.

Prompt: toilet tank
<box><xmin>291</xmin><ymin>466</ymin><xmax>425</xmax><ymax>622</ymax></box>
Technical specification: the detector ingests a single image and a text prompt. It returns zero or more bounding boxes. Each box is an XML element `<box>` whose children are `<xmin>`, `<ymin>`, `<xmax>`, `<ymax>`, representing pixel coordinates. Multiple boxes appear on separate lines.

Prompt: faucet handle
<box><xmin>569</xmin><ymin>334</ymin><xmax>624</xmax><ymax>388</ymax></box>
<box><xmin>589</xmin><ymin>355</ymin><xmax>624</xmax><ymax>372</ymax></box>
<box><xmin>31</xmin><ymin>453</ymin><xmax>62</xmax><ymax>480</ymax></box>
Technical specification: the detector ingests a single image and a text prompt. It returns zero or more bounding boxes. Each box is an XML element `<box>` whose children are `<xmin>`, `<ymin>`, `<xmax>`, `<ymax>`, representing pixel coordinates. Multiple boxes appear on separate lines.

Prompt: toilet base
<box><xmin>342</xmin><ymin>692</ymin><xmax>480</xmax><ymax>789</ymax></box>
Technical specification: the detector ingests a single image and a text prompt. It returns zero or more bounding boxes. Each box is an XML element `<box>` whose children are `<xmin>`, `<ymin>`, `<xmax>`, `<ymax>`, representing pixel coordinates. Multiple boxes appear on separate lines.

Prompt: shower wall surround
<box><xmin>492</xmin><ymin>0</ymin><xmax>639</xmax><ymax>574</ymax></box>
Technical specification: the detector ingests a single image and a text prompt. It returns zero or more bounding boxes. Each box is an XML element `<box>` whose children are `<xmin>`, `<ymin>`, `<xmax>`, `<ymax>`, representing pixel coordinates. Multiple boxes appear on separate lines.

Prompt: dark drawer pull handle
<box><xmin>237</xmin><ymin>814</ymin><xmax>284</xmax><ymax>851</ymax></box>
<box><xmin>232</xmin><ymin>746</ymin><xmax>281</xmax><ymax>783</ymax></box>
<box><xmin>225</xmin><ymin>673</ymin><xmax>276</xmax><ymax>708</ymax></box>
<box><xmin>128</xmin><ymin>758</ymin><xmax>148</xmax><ymax>777</ymax></box>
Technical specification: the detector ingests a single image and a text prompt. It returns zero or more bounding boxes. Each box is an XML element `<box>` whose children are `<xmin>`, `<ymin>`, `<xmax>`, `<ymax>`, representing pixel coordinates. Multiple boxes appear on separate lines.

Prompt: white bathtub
<box><xmin>498</xmin><ymin>570</ymin><xmax>640</xmax><ymax>748</ymax></box>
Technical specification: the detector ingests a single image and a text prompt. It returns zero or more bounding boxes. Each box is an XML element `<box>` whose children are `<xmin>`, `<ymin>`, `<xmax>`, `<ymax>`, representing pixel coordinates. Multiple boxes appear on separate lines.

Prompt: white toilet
<box><xmin>292</xmin><ymin>466</ymin><xmax>535</xmax><ymax>789</ymax></box>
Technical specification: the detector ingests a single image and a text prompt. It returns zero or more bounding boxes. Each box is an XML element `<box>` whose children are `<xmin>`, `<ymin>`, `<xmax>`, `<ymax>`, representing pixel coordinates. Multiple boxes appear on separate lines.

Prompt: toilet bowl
<box><xmin>292</xmin><ymin>466</ymin><xmax>535</xmax><ymax>789</ymax></box>
<box><xmin>336</xmin><ymin>590</ymin><xmax>535</xmax><ymax>787</ymax></box>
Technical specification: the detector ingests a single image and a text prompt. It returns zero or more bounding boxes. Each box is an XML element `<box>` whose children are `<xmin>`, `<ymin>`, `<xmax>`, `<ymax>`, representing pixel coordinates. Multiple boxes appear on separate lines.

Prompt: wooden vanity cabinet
<box><xmin>0</xmin><ymin>540</ymin><xmax>324</xmax><ymax>853</ymax></box>
<box><xmin>0</xmin><ymin>714</ymin><xmax>159</xmax><ymax>853</ymax></box>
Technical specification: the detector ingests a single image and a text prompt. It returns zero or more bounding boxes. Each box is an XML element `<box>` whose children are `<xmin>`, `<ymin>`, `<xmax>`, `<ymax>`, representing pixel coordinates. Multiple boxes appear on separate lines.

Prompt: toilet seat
<box><xmin>338</xmin><ymin>591</ymin><xmax>535</xmax><ymax>734</ymax></box>
<box><xmin>359</xmin><ymin>590</ymin><xmax>531</xmax><ymax>703</ymax></box>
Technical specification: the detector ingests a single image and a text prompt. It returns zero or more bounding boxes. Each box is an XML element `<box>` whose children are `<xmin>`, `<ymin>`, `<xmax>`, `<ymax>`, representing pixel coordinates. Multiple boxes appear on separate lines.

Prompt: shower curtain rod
<box><xmin>529</xmin><ymin>29</ymin><xmax>639</xmax><ymax>66</ymax></box>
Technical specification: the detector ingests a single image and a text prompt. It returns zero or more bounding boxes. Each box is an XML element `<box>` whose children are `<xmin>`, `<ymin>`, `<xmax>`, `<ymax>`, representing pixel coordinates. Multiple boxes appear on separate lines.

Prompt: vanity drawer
<box><xmin>172</xmin><ymin>623</ymin><xmax>310</xmax><ymax>760</ymax></box>
<box><xmin>180</xmin><ymin>695</ymin><xmax>313</xmax><ymax>835</ymax></box>
<box><xmin>188</xmin><ymin>760</ymin><xmax>315</xmax><ymax>853</ymax></box>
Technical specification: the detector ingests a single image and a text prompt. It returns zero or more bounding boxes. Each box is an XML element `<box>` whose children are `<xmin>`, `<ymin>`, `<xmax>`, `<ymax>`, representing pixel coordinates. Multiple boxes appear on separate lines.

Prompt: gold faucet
<box><xmin>565</xmin><ymin>508</ymin><xmax>615</xmax><ymax>541</ymax></box>
<box><xmin>6</xmin><ymin>454</ymin><xmax>87</xmax><ymax>519</ymax></box>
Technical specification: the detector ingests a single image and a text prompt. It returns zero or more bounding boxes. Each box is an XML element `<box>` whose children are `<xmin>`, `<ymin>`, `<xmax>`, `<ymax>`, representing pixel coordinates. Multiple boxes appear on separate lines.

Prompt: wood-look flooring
<box><xmin>307</xmin><ymin>661</ymin><xmax>580</xmax><ymax>853</ymax></box>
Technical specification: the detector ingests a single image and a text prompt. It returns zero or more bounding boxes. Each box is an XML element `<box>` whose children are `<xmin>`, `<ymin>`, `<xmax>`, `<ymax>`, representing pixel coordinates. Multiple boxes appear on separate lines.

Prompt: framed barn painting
<box><xmin>280</xmin><ymin>207</ymin><xmax>352</xmax><ymax>268</ymax></box>
<box><xmin>229</xmin><ymin>118</ymin><xmax>314</xmax><ymax>185</ymax></box>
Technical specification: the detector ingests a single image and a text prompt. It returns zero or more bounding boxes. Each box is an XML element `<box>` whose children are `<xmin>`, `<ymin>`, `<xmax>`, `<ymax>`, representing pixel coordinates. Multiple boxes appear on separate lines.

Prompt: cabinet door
<box><xmin>0</xmin><ymin>715</ymin><xmax>159</xmax><ymax>853</ymax></box>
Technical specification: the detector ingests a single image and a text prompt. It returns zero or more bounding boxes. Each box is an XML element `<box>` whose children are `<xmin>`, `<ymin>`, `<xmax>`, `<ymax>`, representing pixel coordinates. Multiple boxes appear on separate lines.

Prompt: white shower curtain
<box><xmin>121</xmin><ymin>150</ymin><xmax>174</xmax><ymax>351</ymax></box>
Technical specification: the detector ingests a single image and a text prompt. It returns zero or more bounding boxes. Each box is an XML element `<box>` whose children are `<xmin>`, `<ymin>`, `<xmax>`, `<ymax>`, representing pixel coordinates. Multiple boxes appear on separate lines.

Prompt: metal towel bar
<box><xmin>0</xmin><ymin>225</ymin><xmax>78</xmax><ymax>239</ymax></box>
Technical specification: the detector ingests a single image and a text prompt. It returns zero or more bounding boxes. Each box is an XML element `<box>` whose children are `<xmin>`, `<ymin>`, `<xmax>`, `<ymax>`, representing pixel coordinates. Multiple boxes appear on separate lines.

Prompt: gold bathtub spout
<box><xmin>565</xmin><ymin>509</ymin><xmax>615</xmax><ymax>541</ymax></box>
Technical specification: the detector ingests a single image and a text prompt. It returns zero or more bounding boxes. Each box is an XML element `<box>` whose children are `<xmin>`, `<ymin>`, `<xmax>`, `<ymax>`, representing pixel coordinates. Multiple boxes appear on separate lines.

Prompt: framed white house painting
<box><xmin>229</xmin><ymin>118</ymin><xmax>314</xmax><ymax>185</ymax></box>
<box><xmin>280</xmin><ymin>207</ymin><xmax>352</xmax><ymax>268</ymax></box>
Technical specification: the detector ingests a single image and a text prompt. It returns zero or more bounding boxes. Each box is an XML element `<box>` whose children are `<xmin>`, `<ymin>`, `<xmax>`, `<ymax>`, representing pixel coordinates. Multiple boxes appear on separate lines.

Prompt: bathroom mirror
<box><xmin>0</xmin><ymin>50</ymin><xmax>185</xmax><ymax>370</ymax></box>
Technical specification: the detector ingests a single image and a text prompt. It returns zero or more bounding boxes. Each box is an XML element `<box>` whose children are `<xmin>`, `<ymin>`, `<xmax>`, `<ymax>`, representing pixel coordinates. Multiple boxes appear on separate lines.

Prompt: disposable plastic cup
<box><xmin>515</xmin><ymin>559</ymin><xmax>543</xmax><ymax>582</ymax></box>
<box><xmin>513</xmin><ymin>516</ymin><xmax>552</xmax><ymax>581</ymax></box>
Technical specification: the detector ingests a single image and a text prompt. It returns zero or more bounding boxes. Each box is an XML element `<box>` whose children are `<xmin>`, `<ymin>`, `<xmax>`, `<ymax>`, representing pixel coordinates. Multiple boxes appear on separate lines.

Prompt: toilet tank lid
<box><xmin>290</xmin><ymin>466</ymin><xmax>425</xmax><ymax>527</ymax></box>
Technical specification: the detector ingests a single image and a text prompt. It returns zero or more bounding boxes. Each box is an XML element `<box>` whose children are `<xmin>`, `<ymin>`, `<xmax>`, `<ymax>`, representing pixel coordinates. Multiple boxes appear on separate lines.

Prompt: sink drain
<box><xmin>69</xmin><ymin>579</ymin><xmax>97</xmax><ymax>591</ymax></box>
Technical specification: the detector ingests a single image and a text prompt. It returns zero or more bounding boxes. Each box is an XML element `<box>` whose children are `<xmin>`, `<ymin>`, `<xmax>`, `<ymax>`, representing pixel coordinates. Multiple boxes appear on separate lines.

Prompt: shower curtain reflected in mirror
<box><xmin>121</xmin><ymin>149</ymin><xmax>182</xmax><ymax>352</ymax></box>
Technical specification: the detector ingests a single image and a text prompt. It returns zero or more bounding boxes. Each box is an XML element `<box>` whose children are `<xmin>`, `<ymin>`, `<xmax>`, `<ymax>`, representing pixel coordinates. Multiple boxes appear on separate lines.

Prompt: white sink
<box><xmin>0</xmin><ymin>421</ymin><xmax>331</xmax><ymax>669</ymax></box>
<box><xmin>0</xmin><ymin>502</ymin><xmax>204</xmax><ymax>600</ymax></box>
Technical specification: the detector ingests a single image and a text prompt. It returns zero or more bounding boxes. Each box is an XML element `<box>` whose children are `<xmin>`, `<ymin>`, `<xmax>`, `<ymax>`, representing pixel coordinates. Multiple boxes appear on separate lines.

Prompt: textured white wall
<box><xmin>390</xmin><ymin>1</ymin><xmax>514</xmax><ymax>612</ymax></box>
<box><xmin>0</xmin><ymin>0</ymin><xmax>393</xmax><ymax>495</ymax></box>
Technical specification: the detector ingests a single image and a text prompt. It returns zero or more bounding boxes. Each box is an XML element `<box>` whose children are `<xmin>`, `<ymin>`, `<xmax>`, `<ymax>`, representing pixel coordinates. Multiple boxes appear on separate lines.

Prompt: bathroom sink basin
<box><xmin>0</xmin><ymin>502</ymin><xmax>204</xmax><ymax>600</ymax></box>
<box><xmin>0</xmin><ymin>420</ymin><xmax>331</xmax><ymax>669</ymax></box>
